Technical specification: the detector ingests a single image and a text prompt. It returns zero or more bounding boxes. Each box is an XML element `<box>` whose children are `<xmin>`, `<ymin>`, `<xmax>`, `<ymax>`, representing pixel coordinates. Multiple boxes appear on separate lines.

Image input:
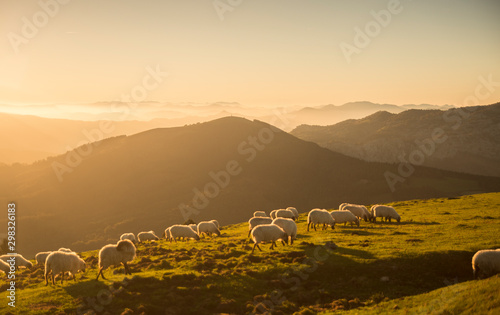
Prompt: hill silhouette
<box><xmin>1</xmin><ymin>117</ymin><xmax>499</xmax><ymax>256</ymax></box>
<box><xmin>291</xmin><ymin>103</ymin><xmax>500</xmax><ymax>177</ymax></box>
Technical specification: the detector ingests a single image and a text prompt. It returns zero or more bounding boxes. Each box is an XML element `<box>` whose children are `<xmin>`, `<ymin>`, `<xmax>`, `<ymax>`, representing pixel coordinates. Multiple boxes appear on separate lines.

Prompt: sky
<box><xmin>1</xmin><ymin>0</ymin><xmax>500</xmax><ymax>111</ymax></box>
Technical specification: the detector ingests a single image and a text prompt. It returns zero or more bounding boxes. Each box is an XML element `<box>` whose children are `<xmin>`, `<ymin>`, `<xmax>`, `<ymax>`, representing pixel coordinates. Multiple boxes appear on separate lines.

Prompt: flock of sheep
<box><xmin>0</xmin><ymin>203</ymin><xmax>499</xmax><ymax>286</ymax></box>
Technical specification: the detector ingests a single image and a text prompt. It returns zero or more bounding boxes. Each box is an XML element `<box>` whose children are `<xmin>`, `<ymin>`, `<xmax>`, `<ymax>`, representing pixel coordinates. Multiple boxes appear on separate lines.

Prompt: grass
<box><xmin>1</xmin><ymin>193</ymin><xmax>500</xmax><ymax>314</ymax></box>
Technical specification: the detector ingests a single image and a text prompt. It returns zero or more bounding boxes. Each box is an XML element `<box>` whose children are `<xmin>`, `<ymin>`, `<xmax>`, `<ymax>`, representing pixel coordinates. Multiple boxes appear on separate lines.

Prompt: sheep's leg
<box><xmin>51</xmin><ymin>274</ymin><xmax>55</xmax><ymax>285</ymax></box>
<box><xmin>96</xmin><ymin>267</ymin><xmax>106</xmax><ymax>280</ymax></box>
<box><xmin>248</xmin><ymin>230</ymin><xmax>252</xmax><ymax>237</ymax></box>
<box><xmin>45</xmin><ymin>270</ymin><xmax>50</xmax><ymax>286</ymax></box>
<box><xmin>60</xmin><ymin>272</ymin><xmax>64</xmax><ymax>284</ymax></box>
<box><xmin>123</xmin><ymin>262</ymin><xmax>131</xmax><ymax>275</ymax></box>
<box><xmin>281</xmin><ymin>240</ymin><xmax>286</xmax><ymax>246</ymax></box>
<box><xmin>270</xmin><ymin>242</ymin><xmax>276</xmax><ymax>250</ymax></box>
<box><xmin>251</xmin><ymin>243</ymin><xmax>260</xmax><ymax>254</ymax></box>
<box><xmin>314</xmin><ymin>223</ymin><xmax>317</xmax><ymax>231</ymax></box>
<box><xmin>388</xmin><ymin>217</ymin><xmax>392</xmax><ymax>223</ymax></box>
<box><xmin>307</xmin><ymin>222</ymin><xmax>310</xmax><ymax>232</ymax></box>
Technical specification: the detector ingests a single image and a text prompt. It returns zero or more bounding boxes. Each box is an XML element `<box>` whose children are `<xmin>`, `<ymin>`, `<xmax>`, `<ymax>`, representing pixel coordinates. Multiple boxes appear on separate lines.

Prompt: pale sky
<box><xmin>1</xmin><ymin>0</ymin><xmax>499</xmax><ymax>109</ymax></box>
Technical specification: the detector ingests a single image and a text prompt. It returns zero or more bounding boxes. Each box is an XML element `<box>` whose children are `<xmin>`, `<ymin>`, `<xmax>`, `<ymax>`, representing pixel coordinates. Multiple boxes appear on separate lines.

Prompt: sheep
<box><xmin>45</xmin><ymin>251</ymin><xmax>86</xmax><ymax>285</ymax></box>
<box><xmin>0</xmin><ymin>259</ymin><xmax>10</xmax><ymax>274</ymax></box>
<box><xmin>276</xmin><ymin>208</ymin><xmax>296</xmax><ymax>221</ymax></box>
<box><xmin>168</xmin><ymin>225</ymin><xmax>200</xmax><ymax>242</ymax></box>
<box><xmin>270</xmin><ymin>209</ymin><xmax>278</xmax><ymax>219</ymax></box>
<box><xmin>341</xmin><ymin>204</ymin><xmax>371</xmax><ymax>222</ymax></box>
<box><xmin>164</xmin><ymin>227</ymin><xmax>172</xmax><ymax>241</ymax></box>
<box><xmin>188</xmin><ymin>224</ymin><xmax>198</xmax><ymax>233</ymax></box>
<box><xmin>472</xmin><ymin>249</ymin><xmax>500</xmax><ymax>279</ymax></box>
<box><xmin>371</xmin><ymin>205</ymin><xmax>401</xmax><ymax>223</ymax></box>
<box><xmin>58</xmin><ymin>248</ymin><xmax>74</xmax><ymax>253</ymax></box>
<box><xmin>250</xmin><ymin>224</ymin><xmax>288</xmax><ymax>254</ymax></box>
<box><xmin>253</xmin><ymin>211</ymin><xmax>267</xmax><ymax>217</ymax></box>
<box><xmin>210</xmin><ymin>219</ymin><xmax>220</xmax><ymax>229</ymax></box>
<box><xmin>307</xmin><ymin>209</ymin><xmax>335</xmax><ymax>231</ymax></box>
<box><xmin>96</xmin><ymin>239</ymin><xmax>136</xmax><ymax>280</ymax></box>
<box><xmin>0</xmin><ymin>254</ymin><xmax>33</xmax><ymax>269</ymax></box>
<box><xmin>137</xmin><ymin>230</ymin><xmax>159</xmax><ymax>242</ymax></box>
<box><xmin>248</xmin><ymin>216</ymin><xmax>273</xmax><ymax>237</ymax></box>
<box><xmin>272</xmin><ymin>218</ymin><xmax>297</xmax><ymax>245</ymax></box>
<box><xmin>120</xmin><ymin>233</ymin><xmax>137</xmax><ymax>243</ymax></box>
<box><xmin>35</xmin><ymin>251</ymin><xmax>53</xmax><ymax>265</ymax></box>
<box><xmin>197</xmin><ymin>221</ymin><xmax>221</xmax><ymax>237</ymax></box>
<box><xmin>330</xmin><ymin>210</ymin><xmax>360</xmax><ymax>227</ymax></box>
<box><xmin>286</xmin><ymin>207</ymin><xmax>299</xmax><ymax>220</ymax></box>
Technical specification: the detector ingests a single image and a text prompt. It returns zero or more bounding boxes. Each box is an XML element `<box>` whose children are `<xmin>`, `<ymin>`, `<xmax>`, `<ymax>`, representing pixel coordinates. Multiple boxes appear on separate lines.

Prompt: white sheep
<box><xmin>163</xmin><ymin>227</ymin><xmax>172</xmax><ymax>241</ymax></box>
<box><xmin>371</xmin><ymin>205</ymin><xmax>401</xmax><ymax>223</ymax></box>
<box><xmin>250</xmin><ymin>224</ymin><xmax>288</xmax><ymax>254</ymax></box>
<box><xmin>168</xmin><ymin>225</ymin><xmax>200</xmax><ymax>242</ymax></box>
<box><xmin>0</xmin><ymin>254</ymin><xmax>33</xmax><ymax>269</ymax></box>
<box><xmin>58</xmin><ymin>248</ymin><xmax>74</xmax><ymax>253</ymax></box>
<box><xmin>0</xmin><ymin>259</ymin><xmax>10</xmax><ymax>274</ymax></box>
<box><xmin>188</xmin><ymin>224</ymin><xmax>198</xmax><ymax>233</ymax></box>
<box><xmin>307</xmin><ymin>209</ymin><xmax>335</xmax><ymax>231</ymax></box>
<box><xmin>35</xmin><ymin>251</ymin><xmax>53</xmax><ymax>265</ymax></box>
<box><xmin>272</xmin><ymin>218</ymin><xmax>297</xmax><ymax>245</ymax></box>
<box><xmin>253</xmin><ymin>211</ymin><xmax>267</xmax><ymax>217</ymax></box>
<box><xmin>210</xmin><ymin>219</ymin><xmax>220</xmax><ymax>229</ymax></box>
<box><xmin>197</xmin><ymin>221</ymin><xmax>221</xmax><ymax>237</ymax></box>
<box><xmin>330</xmin><ymin>210</ymin><xmax>360</xmax><ymax>227</ymax></box>
<box><xmin>96</xmin><ymin>239</ymin><xmax>136</xmax><ymax>280</ymax></box>
<box><xmin>341</xmin><ymin>204</ymin><xmax>371</xmax><ymax>222</ymax></box>
<box><xmin>276</xmin><ymin>208</ymin><xmax>296</xmax><ymax>221</ymax></box>
<box><xmin>248</xmin><ymin>216</ymin><xmax>273</xmax><ymax>237</ymax></box>
<box><xmin>270</xmin><ymin>209</ymin><xmax>278</xmax><ymax>219</ymax></box>
<box><xmin>286</xmin><ymin>207</ymin><xmax>299</xmax><ymax>220</ymax></box>
<box><xmin>137</xmin><ymin>230</ymin><xmax>159</xmax><ymax>242</ymax></box>
<box><xmin>339</xmin><ymin>203</ymin><xmax>349</xmax><ymax>210</ymax></box>
<box><xmin>45</xmin><ymin>251</ymin><xmax>86</xmax><ymax>285</ymax></box>
<box><xmin>120</xmin><ymin>233</ymin><xmax>137</xmax><ymax>243</ymax></box>
<box><xmin>472</xmin><ymin>249</ymin><xmax>500</xmax><ymax>279</ymax></box>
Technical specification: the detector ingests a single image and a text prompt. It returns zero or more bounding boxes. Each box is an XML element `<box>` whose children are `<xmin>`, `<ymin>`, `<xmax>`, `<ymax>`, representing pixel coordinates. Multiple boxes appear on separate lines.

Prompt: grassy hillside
<box><xmin>2</xmin><ymin>117</ymin><xmax>500</xmax><ymax>256</ymax></box>
<box><xmin>1</xmin><ymin>192</ymin><xmax>499</xmax><ymax>314</ymax></box>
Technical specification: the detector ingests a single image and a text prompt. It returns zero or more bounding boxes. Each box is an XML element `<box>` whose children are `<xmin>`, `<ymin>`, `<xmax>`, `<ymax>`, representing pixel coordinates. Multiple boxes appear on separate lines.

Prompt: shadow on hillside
<box><xmin>337</xmin><ymin>229</ymin><xmax>383</xmax><ymax>236</ymax></box>
<box><xmin>372</xmin><ymin>221</ymin><xmax>441</xmax><ymax>226</ymax></box>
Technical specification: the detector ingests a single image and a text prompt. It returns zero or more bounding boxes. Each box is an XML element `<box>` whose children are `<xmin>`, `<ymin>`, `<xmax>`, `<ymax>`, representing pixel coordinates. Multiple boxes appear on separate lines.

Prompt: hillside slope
<box><xmin>1</xmin><ymin>117</ymin><xmax>500</xmax><ymax>255</ymax></box>
<box><xmin>291</xmin><ymin>103</ymin><xmax>500</xmax><ymax>177</ymax></box>
<box><xmin>1</xmin><ymin>193</ymin><xmax>499</xmax><ymax>314</ymax></box>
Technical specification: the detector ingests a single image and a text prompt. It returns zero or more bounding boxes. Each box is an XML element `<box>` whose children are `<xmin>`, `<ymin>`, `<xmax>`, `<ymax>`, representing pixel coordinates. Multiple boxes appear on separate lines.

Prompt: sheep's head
<box><xmin>331</xmin><ymin>222</ymin><xmax>335</xmax><ymax>230</ymax></box>
<box><xmin>27</xmin><ymin>261</ymin><xmax>34</xmax><ymax>269</ymax></box>
<box><xmin>396</xmin><ymin>216</ymin><xmax>401</xmax><ymax>223</ymax></box>
<box><xmin>194</xmin><ymin>234</ymin><xmax>200</xmax><ymax>241</ymax></box>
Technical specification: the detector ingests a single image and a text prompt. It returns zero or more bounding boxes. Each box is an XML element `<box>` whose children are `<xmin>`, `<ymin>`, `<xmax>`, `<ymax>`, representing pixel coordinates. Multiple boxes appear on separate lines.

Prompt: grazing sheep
<box><xmin>330</xmin><ymin>210</ymin><xmax>360</xmax><ymax>227</ymax></box>
<box><xmin>307</xmin><ymin>209</ymin><xmax>335</xmax><ymax>231</ymax></box>
<box><xmin>254</xmin><ymin>211</ymin><xmax>267</xmax><ymax>217</ymax></box>
<box><xmin>341</xmin><ymin>204</ymin><xmax>371</xmax><ymax>222</ymax></box>
<box><xmin>248</xmin><ymin>216</ymin><xmax>273</xmax><ymax>237</ymax></box>
<box><xmin>45</xmin><ymin>252</ymin><xmax>86</xmax><ymax>285</ymax></box>
<box><xmin>164</xmin><ymin>227</ymin><xmax>172</xmax><ymax>241</ymax></box>
<box><xmin>137</xmin><ymin>230</ymin><xmax>159</xmax><ymax>242</ymax></box>
<box><xmin>0</xmin><ymin>260</ymin><xmax>10</xmax><ymax>274</ymax></box>
<box><xmin>210</xmin><ymin>219</ymin><xmax>220</xmax><ymax>229</ymax></box>
<box><xmin>272</xmin><ymin>218</ymin><xmax>297</xmax><ymax>245</ymax></box>
<box><xmin>96</xmin><ymin>239</ymin><xmax>136</xmax><ymax>280</ymax></box>
<box><xmin>197</xmin><ymin>221</ymin><xmax>221</xmax><ymax>237</ymax></box>
<box><xmin>270</xmin><ymin>209</ymin><xmax>278</xmax><ymax>219</ymax></box>
<box><xmin>339</xmin><ymin>203</ymin><xmax>349</xmax><ymax>210</ymax></box>
<box><xmin>286</xmin><ymin>207</ymin><xmax>299</xmax><ymax>220</ymax></box>
<box><xmin>371</xmin><ymin>205</ymin><xmax>401</xmax><ymax>223</ymax></box>
<box><xmin>35</xmin><ymin>251</ymin><xmax>53</xmax><ymax>265</ymax></box>
<box><xmin>472</xmin><ymin>249</ymin><xmax>500</xmax><ymax>279</ymax></box>
<box><xmin>188</xmin><ymin>224</ymin><xmax>198</xmax><ymax>233</ymax></box>
<box><xmin>120</xmin><ymin>233</ymin><xmax>136</xmax><ymax>243</ymax></box>
<box><xmin>58</xmin><ymin>248</ymin><xmax>74</xmax><ymax>253</ymax></box>
<box><xmin>250</xmin><ymin>224</ymin><xmax>288</xmax><ymax>254</ymax></box>
<box><xmin>0</xmin><ymin>254</ymin><xmax>33</xmax><ymax>269</ymax></box>
<box><xmin>168</xmin><ymin>225</ymin><xmax>200</xmax><ymax>242</ymax></box>
<box><xmin>276</xmin><ymin>208</ymin><xmax>295</xmax><ymax>221</ymax></box>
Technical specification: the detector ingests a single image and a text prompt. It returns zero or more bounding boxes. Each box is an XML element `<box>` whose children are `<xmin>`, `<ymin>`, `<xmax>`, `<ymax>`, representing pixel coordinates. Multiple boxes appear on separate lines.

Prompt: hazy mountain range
<box><xmin>1</xmin><ymin>117</ymin><xmax>499</xmax><ymax>256</ymax></box>
<box><xmin>0</xmin><ymin>101</ymin><xmax>454</xmax><ymax>165</ymax></box>
<box><xmin>291</xmin><ymin>103</ymin><xmax>500</xmax><ymax>177</ymax></box>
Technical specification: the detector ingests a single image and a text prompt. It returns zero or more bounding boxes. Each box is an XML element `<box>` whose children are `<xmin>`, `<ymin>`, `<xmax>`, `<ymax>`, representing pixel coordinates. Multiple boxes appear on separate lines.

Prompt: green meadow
<box><xmin>1</xmin><ymin>193</ymin><xmax>499</xmax><ymax>314</ymax></box>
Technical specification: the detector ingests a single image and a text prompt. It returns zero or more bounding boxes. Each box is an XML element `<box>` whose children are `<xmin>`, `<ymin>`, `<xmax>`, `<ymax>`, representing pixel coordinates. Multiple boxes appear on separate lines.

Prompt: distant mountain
<box><xmin>0</xmin><ymin>112</ymin><xmax>232</xmax><ymax>165</ymax></box>
<box><xmin>266</xmin><ymin>101</ymin><xmax>454</xmax><ymax>130</ymax></box>
<box><xmin>1</xmin><ymin>117</ymin><xmax>499</xmax><ymax>256</ymax></box>
<box><xmin>291</xmin><ymin>103</ymin><xmax>500</xmax><ymax>177</ymax></box>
